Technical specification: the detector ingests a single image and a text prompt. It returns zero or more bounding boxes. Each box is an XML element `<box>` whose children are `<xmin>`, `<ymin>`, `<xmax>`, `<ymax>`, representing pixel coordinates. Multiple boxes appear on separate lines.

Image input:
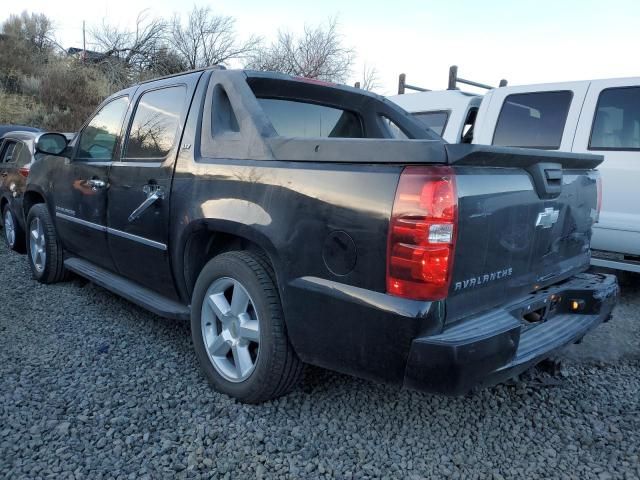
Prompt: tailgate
<box><xmin>444</xmin><ymin>144</ymin><xmax>603</xmax><ymax>323</ymax></box>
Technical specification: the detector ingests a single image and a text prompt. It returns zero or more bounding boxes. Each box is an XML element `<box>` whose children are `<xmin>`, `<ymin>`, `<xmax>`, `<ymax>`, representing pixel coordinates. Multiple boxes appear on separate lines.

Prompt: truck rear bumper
<box><xmin>403</xmin><ymin>273</ymin><xmax>618</xmax><ymax>395</ymax></box>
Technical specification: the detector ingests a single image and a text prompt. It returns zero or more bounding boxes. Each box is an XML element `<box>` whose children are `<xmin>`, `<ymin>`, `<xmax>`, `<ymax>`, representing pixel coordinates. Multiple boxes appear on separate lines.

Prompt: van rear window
<box><xmin>492</xmin><ymin>91</ymin><xmax>572</xmax><ymax>149</ymax></box>
<box><xmin>257</xmin><ymin>98</ymin><xmax>363</xmax><ymax>138</ymax></box>
<box><xmin>590</xmin><ymin>86</ymin><xmax>640</xmax><ymax>150</ymax></box>
<box><xmin>412</xmin><ymin>111</ymin><xmax>449</xmax><ymax>136</ymax></box>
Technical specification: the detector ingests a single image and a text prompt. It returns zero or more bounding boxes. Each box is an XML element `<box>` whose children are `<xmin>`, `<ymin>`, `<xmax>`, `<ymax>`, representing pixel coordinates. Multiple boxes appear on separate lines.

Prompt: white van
<box><xmin>390</xmin><ymin>76</ymin><xmax>640</xmax><ymax>273</ymax></box>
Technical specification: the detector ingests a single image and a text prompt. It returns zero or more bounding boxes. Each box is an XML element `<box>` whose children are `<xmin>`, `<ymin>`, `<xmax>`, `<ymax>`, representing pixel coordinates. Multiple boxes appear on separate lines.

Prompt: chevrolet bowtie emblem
<box><xmin>535</xmin><ymin>207</ymin><xmax>560</xmax><ymax>229</ymax></box>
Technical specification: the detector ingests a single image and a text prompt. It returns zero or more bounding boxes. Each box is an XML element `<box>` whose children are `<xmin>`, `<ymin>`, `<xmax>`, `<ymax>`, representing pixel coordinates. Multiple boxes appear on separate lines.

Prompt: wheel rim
<box><xmin>29</xmin><ymin>217</ymin><xmax>46</xmax><ymax>273</ymax></box>
<box><xmin>201</xmin><ymin>277</ymin><xmax>260</xmax><ymax>383</ymax></box>
<box><xmin>4</xmin><ymin>210</ymin><xmax>15</xmax><ymax>247</ymax></box>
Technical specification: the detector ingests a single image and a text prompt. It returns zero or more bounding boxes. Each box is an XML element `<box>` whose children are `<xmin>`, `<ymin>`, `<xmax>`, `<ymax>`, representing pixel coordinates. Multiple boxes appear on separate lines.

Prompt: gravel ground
<box><xmin>1</xmin><ymin>240</ymin><xmax>639</xmax><ymax>480</ymax></box>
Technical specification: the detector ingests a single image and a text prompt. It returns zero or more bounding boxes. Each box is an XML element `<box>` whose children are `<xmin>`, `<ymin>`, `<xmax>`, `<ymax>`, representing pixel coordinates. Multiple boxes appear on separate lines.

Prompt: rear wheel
<box><xmin>2</xmin><ymin>204</ymin><xmax>25</xmax><ymax>253</ymax></box>
<box><xmin>191</xmin><ymin>251</ymin><xmax>303</xmax><ymax>403</ymax></box>
<box><xmin>26</xmin><ymin>204</ymin><xmax>67</xmax><ymax>283</ymax></box>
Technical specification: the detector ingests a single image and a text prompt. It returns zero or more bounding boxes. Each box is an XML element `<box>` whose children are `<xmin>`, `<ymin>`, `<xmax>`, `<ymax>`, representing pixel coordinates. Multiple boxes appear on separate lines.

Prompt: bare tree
<box><xmin>361</xmin><ymin>63</ymin><xmax>381</xmax><ymax>92</ymax></box>
<box><xmin>247</xmin><ymin>18</ymin><xmax>354</xmax><ymax>83</ymax></box>
<box><xmin>170</xmin><ymin>6</ymin><xmax>259</xmax><ymax>69</ymax></box>
<box><xmin>91</xmin><ymin>10</ymin><xmax>167</xmax><ymax>71</ymax></box>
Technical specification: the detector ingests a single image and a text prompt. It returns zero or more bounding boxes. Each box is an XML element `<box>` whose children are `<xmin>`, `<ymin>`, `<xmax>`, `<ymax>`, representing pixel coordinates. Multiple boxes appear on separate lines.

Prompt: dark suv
<box><xmin>24</xmin><ymin>68</ymin><xmax>617</xmax><ymax>403</ymax></box>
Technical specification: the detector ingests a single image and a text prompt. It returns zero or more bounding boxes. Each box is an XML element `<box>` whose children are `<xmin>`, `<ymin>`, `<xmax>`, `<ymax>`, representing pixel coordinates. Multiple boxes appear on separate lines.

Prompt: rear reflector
<box><xmin>387</xmin><ymin>166</ymin><xmax>457</xmax><ymax>301</ymax></box>
<box><xmin>18</xmin><ymin>166</ymin><xmax>30</xmax><ymax>177</ymax></box>
<box><xmin>595</xmin><ymin>175</ymin><xmax>602</xmax><ymax>222</ymax></box>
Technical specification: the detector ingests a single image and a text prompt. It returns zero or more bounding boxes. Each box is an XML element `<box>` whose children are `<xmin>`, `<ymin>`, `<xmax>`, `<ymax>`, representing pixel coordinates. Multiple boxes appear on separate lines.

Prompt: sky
<box><xmin>2</xmin><ymin>0</ymin><xmax>640</xmax><ymax>95</ymax></box>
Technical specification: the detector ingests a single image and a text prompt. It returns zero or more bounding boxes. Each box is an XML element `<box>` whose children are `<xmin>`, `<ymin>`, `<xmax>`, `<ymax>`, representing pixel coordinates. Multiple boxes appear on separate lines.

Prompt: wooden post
<box><xmin>398</xmin><ymin>73</ymin><xmax>406</xmax><ymax>94</ymax></box>
<box><xmin>448</xmin><ymin>65</ymin><xmax>458</xmax><ymax>90</ymax></box>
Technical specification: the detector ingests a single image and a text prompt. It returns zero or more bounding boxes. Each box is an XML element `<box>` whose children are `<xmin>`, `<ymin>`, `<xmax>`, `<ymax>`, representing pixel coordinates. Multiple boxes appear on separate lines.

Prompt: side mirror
<box><xmin>35</xmin><ymin>133</ymin><xmax>69</xmax><ymax>156</ymax></box>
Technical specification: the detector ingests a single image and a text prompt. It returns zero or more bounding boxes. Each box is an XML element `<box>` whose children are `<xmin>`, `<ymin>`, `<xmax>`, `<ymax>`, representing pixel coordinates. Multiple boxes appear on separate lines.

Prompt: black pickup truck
<box><xmin>25</xmin><ymin>68</ymin><xmax>617</xmax><ymax>403</ymax></box>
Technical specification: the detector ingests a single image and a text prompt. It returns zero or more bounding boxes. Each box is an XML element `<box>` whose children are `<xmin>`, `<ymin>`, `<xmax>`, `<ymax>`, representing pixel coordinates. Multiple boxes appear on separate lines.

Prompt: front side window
<box><xmin>590</xmin><ymin>87</ymin><xmax>640</xmax><ymax>150</ymax></box>
<box><xmin>257</xmin><ymin>98</ymin><xmax>363</xmax><ymax>138</ymax></box>
<box><xmin>124</xmin><ymin>86</ymin><xmax>186</xmax><ymax>160</ymax></box>
<box><xmin>77</xmin><ymin>97</ymin><xmax>129</xmax><ymax>161</ymax></box>
<box><xmin>493</xmin><ymin>91</ymin><xmax>572</xmax><ymax>149</ymax></box>
<box><xmin>413</xmin><ymin>111</ymin><xmax>450</xmax><ymax>137</ymax></box>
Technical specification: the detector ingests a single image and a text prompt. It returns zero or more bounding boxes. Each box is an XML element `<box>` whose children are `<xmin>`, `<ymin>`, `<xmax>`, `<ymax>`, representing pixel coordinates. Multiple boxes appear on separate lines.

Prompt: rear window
<box><xmin>590</xmin><ymin>86</ymin><xmax>640</xmax><ymax>150</ymax></box>
<box><xmin>412</xmin><ymin>111</ymin><xmax>449</xmax><ymax>136</ymax></box>
<box><xmin>257</xmin><ymin>98</ymin><xmax>363</xmax><ymax>138</ymax></box>
<box><xmin>493</xmin><ymin>91</ymin><xmax>572</xmax><ymax>149</ymax></box>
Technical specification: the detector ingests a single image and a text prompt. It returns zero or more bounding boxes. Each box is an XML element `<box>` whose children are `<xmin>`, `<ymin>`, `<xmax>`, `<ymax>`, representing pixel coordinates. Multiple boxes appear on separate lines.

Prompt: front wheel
<box><xmin>191</xmin><ymin>251</ymin><xmax>303</xmax><ymax>403</ymax></box>
<box><xmin>26</xmin><ymin>204</ymin><xmax>67</xmax><ymax>283</ymax></box>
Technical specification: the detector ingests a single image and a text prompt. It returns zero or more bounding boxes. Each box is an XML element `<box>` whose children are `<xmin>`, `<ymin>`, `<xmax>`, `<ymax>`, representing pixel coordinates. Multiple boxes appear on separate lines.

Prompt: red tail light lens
<box><xmin>18</xmin><ymin>166</ymin><xmax>30</xmax><ymax>177</ymax></box>
<box><xmin>387</xmin><ymin>166</ymin><xmax>458</xmax><ymax>301</ymax></box>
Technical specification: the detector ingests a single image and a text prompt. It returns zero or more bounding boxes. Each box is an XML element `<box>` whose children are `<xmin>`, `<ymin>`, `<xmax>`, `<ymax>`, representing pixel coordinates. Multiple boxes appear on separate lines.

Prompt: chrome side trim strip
<box><xmin>106</xmin><ymin>227</ymin><xmax>167</xmax><ymax>251</ymax></box>
<box><xmin>55</xmin><ymin>212</ymin><xmax>167</xmax><ymax>251</ymax></box>
<box><xmin>56</xmin><ymin>212</ymin><xmax>106</xmax><ymax>231</ymax></box>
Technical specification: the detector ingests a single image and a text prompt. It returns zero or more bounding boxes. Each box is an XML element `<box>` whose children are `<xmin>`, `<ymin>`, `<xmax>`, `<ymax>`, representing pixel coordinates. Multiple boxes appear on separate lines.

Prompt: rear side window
<box><xmin>0</xmin><ymin>142</ymin><xmax>17</xmax><ymax>163</ymax></box>
<box><xmin>412</xmin><ymin>111</ymin><xmax>449</xmax><ymax>137</ymax></box>
<box><xmin>257</xmin><ymin>98</ymin><xmax>363</xmax><ymax>138</ymax></box>
<box><xmin>1</xmin><ymin>142</ymin><xmax>29</xmax><ymax>165</ymax></box>
<box><xmin>13</xmin><ymin>142</ymin><xmax>31</xmax><ymax>166</ymax></box>
<box><xmin>590</xmin><ymin>86</ymin><xmax>640</xmax><ymax>150</ymax></box>
<box><xmin>124</xmin><ymin>85</ymin><xmax>186</xmax><ymax>160</ymax></box>
<box><xmin>493</xmin><ymin>91</ymin><xmax>572</xmax><ymax>149</ymax></box>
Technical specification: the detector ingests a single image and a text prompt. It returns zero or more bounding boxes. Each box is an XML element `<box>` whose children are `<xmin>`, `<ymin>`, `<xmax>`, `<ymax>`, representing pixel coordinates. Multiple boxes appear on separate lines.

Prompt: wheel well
<box><xmin>23</xmin><ymin>191</ymin><xmax>45</xmax><ymax>218</ymax></box>
<box><xmin>183</xmin><ymin>230</ymin><xmax>272</xmax><ymax>298</ymax></box>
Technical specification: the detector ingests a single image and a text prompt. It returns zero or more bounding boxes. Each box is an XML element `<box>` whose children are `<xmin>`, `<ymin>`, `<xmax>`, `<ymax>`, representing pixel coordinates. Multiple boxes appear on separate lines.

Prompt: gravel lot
<box><xmin>1</xmin><ymin>240</ymin><xmax>639</xmax><ymax>480</ymax></box>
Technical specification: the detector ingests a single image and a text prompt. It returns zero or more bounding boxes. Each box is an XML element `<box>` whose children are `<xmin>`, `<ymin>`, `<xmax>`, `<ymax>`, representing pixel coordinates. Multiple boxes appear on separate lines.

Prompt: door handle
<box><xmin>128</xmin><ymin>185</ymin><xmax>165</xmax><ymax>223</ymax></box>
<box><xmin>87</xmin><ymin>178</ymin><xmax>106</xmax><ymax>190</ymax></box>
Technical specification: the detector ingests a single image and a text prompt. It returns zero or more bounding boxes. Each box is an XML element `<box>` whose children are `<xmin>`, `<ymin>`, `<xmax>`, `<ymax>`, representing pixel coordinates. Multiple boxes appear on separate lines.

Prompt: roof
<box><xmin>0</xmin><ymin>125</ymin><xmax>41</xmax><ymax>136</ymax></box>
<box><xmin>0</xmin><ymin>130</ymin><xmax>40</xmax><ymax>142</ymax></box>
<box><xmin>67</xmin><ymin>48</ymin><xmax>110</xmax><ymax>63</ymax></box>
<box><xmin>388</xmin><ymin>90</ymin><xmax>482</xmax><ymax>114</ymax></box>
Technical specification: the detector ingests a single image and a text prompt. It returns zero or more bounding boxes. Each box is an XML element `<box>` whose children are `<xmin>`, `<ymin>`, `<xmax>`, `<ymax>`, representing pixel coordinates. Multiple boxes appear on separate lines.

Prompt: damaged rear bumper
<box><xmin>403</xmin><ymin>273</ymin><xmax>619</xmax><ymax>395</ymax></box>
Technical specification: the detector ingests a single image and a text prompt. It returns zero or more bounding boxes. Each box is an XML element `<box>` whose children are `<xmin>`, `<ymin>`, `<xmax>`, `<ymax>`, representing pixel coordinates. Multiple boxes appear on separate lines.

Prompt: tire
<box><xmin>2</xmin><ymin>204</ymin><xmax>26</xmax><ymax>253</ymax></box>
<box><xmin>191</xmin><ymin>250</ymin><xmax>303</xmax><ymax>403</ymax></box>
<box><xmin>26</xmin><ymin>203</ymin><xmax>67</xmax><ymax>283</ymax></box>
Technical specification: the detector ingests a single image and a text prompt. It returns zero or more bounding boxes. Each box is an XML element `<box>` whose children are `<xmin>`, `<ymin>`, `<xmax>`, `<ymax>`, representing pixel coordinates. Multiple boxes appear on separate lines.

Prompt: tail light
<box><xmin>18</xmin><ymin>165</ymin><xmax>30</xmax><ymax>178</ymax></box>
<box><xmin>595</xmin><ymin>175</ymin><xmax>602</xmax><ymax>222</ymax></box>
<box><xmin>387</xmin><ymin>166</ymin><xmax>458</xmax><ymax>301</ymax></box>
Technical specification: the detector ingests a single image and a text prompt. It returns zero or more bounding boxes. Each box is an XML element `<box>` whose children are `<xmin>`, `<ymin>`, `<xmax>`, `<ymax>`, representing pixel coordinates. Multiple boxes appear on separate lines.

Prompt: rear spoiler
<box><xmin>445</xmin><ymin>144</ymin><xmax>604</xmax><ymax>170</ymax></box>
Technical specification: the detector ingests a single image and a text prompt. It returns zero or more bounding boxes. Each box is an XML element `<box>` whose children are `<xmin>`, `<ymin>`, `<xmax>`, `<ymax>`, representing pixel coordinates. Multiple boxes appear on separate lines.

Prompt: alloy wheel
<box><xmin>200</xmin><ymin>277</ymin><xmax>261</xmax><ymax>382</ymax></box>
<box><xmin>29</xmin><ymin>217</ymin><xmax>46</xmax><ymax>273</ymax></box>
<box><xmin>4</xmin><ymin>210</ymin><xmax>15</xmax><ymax>247</ymax></box>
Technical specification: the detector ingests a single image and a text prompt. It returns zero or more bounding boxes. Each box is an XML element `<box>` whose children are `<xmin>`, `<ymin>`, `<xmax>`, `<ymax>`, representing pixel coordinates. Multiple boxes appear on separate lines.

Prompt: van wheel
<box><xmin>26</xmin><ymin>204</ymin><xmax>67</xmax><ymax>283</ymax></box>
<box><xmin>191</xmin><ymin>251</ymin><xmax>303</xmax><ymax>403</ymax></box>
<box><xmin>2</xmin><ymin>204</ymin><xmax>25</xmax><ymax>253</ymax></box>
